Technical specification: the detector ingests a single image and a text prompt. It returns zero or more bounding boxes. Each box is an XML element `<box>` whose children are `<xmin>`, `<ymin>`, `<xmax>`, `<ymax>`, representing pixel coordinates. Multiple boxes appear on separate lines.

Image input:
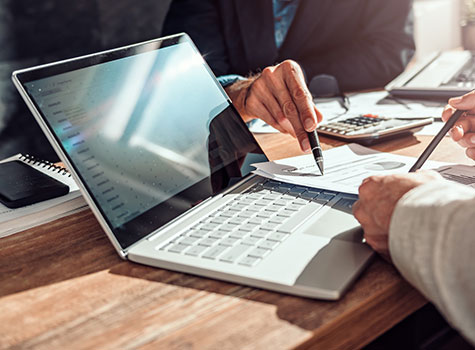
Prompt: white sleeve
<box><xmin>389</xmin><ymin>180</ymin><xmax>475</xmax><ymax>345</ymax></box>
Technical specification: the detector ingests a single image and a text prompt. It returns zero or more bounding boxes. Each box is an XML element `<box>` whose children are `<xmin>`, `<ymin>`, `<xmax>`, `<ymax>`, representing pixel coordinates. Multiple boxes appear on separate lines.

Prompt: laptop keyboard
<box><xmin>158</xmin><ymin>180</ymin><xmax>357</xmax><ymax>267</ymax></box>
<box><xmin>445</xmin><ymin>54</ymin><xmax>475</xmax><ymax>89</ymax></box>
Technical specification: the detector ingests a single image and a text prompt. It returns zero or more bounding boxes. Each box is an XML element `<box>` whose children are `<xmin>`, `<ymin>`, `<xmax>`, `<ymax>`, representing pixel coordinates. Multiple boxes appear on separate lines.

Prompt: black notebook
<box><xmin>0</xmin><ymin>154</ymin><xmax>86</xmax><ymax>238</ymax></box>
<box><xmin>0</xmin><ymin>159</ymin><xmax>70</xmax><ymax>208</ymax></box>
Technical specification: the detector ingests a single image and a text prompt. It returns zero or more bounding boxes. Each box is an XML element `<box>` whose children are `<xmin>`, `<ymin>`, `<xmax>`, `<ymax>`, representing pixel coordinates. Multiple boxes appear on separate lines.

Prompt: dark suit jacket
<box><xmin>162</xmin><ymin>0</ymin><xmax>415</xmax><ymax>92</ymax></box>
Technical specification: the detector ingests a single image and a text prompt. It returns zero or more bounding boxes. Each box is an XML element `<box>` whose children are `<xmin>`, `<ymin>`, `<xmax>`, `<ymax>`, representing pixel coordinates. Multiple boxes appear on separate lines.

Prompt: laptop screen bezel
<box><xmin>12</xmin><ymin>33</ymin><xmax>269</xmax><ymax>254</ymax></box>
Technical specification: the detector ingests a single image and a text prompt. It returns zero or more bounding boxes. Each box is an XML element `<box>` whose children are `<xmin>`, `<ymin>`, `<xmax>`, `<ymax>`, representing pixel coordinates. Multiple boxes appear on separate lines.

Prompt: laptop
<box><xmin>386</xmin><ymin>50</ymin><xmax>475</xmax><ymax>99</ymax></box>
<box><xmin>12</xmin><ymin>33</ymin><xmax>373</xmax><ymax>300</ymax></box>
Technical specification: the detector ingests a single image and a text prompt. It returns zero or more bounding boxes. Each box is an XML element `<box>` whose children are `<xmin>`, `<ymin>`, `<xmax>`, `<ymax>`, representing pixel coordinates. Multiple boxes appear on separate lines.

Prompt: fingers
<box><xmin>281</xmin><ymin>61</ymin><xmax>317</xmax><ymax>131</ymax></box>
<box><xmin>269</xmin><ymin>61</ymin><xmax>317</xmax><ymax>152</ymax></box>
<box><xmin>443</xmin><ymin>92</ymin><xmax>475</xmax><ymax>143</ymax></box>
<box><xmin>449</xmin><ymin>90</ymin><xmax>475</xmax><ymax>113</ymax></box>
<box><xmin>244</xmin><ymin>81</ymin><xmax>292</xmax><ymax>135</ymax></box>
<box><xmin>241</xmin><ymin>60</ymin><xmax>318</xmax><ymax>152</ymax></box>
<box><xmin>314</xmin><ymin>105</ymin><xmax>323</xmax><ymax>123</ymax></box>
<box><xmin>457</xmin><ymin>131</ymin><xmax>475</xmax><ymax>148</ymax></box>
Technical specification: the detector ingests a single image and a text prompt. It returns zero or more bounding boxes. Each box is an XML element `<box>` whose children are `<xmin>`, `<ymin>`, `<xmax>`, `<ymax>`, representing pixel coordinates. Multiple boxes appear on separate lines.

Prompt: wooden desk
<box><xmin>0</xmin><ymin>133</ymin><xmax>471</xmax><ymax>350</ymax></box>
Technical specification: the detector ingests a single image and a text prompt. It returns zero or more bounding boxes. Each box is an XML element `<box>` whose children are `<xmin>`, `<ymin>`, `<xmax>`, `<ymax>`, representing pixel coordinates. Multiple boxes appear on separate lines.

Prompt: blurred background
<box><xmin>0</xmin><ymin>0</ymin><xmax>472</xmax><ymax>161</ymax></box>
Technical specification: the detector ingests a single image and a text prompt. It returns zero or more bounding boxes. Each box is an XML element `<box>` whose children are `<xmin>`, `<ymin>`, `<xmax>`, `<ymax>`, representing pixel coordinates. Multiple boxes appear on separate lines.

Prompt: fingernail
<box><xmin>471</xmin><ymin>136</ymin><xmax>475</xmax><ymax>144</ymax></box>
<box><xmin>301</xmin><ymin>139</ymin><xmax>310</xmax><ymax>152</ymax></box>
<box><xmin>304</xmin><ymin>118</ymin><xmax>315</xmax><ymax>130</ymax></box>
<box><xmin>467</xmin><ymin>148</ymin><xmax>475</xmax><ymax>159</ymax></box>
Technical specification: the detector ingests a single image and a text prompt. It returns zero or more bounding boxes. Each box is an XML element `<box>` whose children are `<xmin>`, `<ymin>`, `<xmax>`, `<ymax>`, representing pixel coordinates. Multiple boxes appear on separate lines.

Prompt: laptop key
<box><xmin>220</xmin><ymin>224</ymin><xmax>238</xmax><ymax>232</ymax></box>
<box><xmin>256</xmin><ymin>211</ymin><xmax>273</xmax><ymax>218</ymax></box>
<box><xmin>267</xmin><ymin>232</ymin><xmax>289</xmax><ymax>242</ymax></box>
<box><xmin>300</xmin><ymin>191</ymin><xmax>318</xmax><ymax>200</ymax></box>
<box><xmin>283</xmin><ymin>204</ymin><xmax>302</xmax><ymax>211</ymax></box>
<box><xmin>237</xmin><ymin>211</ymin><xmax>255</xmax><ymax>218</ymax></box>
<box><xmin>268</xmin><ymin>216</ymin><xmax>287</xmax><ymax>224</ymax></box>
<box><xmin>208</xmin><ymin>230</ymin><xmax>228</xmax><ymax>239</ymax></box>
<box><xmin>229</xmin><ymin>230</ymin><xmax>248</xmax><ymax>239</ymax></box>
<box><xmin>209</xmin><ymin>216</ymin><xmax>228</xmax><ymax>225</ymax></box>
<box><xmin>292</xmin><ymin>198</ymin><xmax>309</xmax><ymax>205</ymax></box>
<box><xmin>218</xmin><ymin>210</ymin><xmax>235</xmax><ymax>218</ymax></box>
<box><xmin>260</xmin><ymin>222</ymin><xmax>279</xmax><ymax>231</ymax></box>
<box><xmin>228</xmin><ymin>217</ymin><xmax>244</xmax><ymax>225</ymax></box>
<box><xmin>241</xmin><ymin>236</ymin><xmax>261</xmax><ymax>246</ymax></box>
<box><xmin>220</xmin><ymin>237</ymin><xmax>239</xmax><ymax>246</ymax></box>
<box><xmin>188</xmin><ymin>229</ymin><xmax>208</xmax><ymax>238</ymax></box>
<box><xmin>198</xmin><ymin>237</ymin><xmax>218</xmax><ymax>247</ymax></box>
<box><xmin>254</xmin><ymin>199</ymin><xmax>272</xmax><ymax>207</ymax></box>
<box><xmin>262</xmin><ymin>193</ymin><xmax>280</xmax><ymax>200</ymax></box>
<box><xmin>238</xmin><ymin>223</ymin><xmax>257</xmax><ymax>232</ymax></box>
<box><xmin>248</xmin><ymin>247</ymin><xmax>270</xmax><ymax>258</ymax></box>
<box><xmin>200</xmin><ymin>223</ymin><xmax>220</xmax><ymax>231</ymax></box>
<box><xmin>248</xmin><ymin>217</ymin><xmax>264</xmax><ymax>225</ymax></box>
<box><xmin>288</xmin><ymin>186</ymin><xmax>307</xmax><ymax>195</ymax></box>
<box><xmin>316</xmin><ymin>192</ymin><xmax>336</xmax><ymax>202</ymax></box>
<box><xmin>250</xmin><ymin>230</ymin><xmax>268</xmax><ymax>238</ymax></box>
<box><xmin>273</xmin><ymin>199</ymin><xmax>289</xmax><ymax>206</ymax></box>
<box><xmin>203</xmin><ymin>245</ymin><xmax>229</xmax><ymax>260</ymax></box>
<box><xmin>276</xmin><ymin>210</ymin><xmax>295</xmax><ymax>218</ymax></box>
<box><xmin>228</xmin><ymin>204</ymin><xmax>248</xmax><ymax>212</ymax></box>
<box><xmin>220</xmin><ymin>244</ymin><xmax>251</xmax><ymax>263</ymax></box>
<box><xmin>258</xmin><ymin>240</ymin><xmax>280</xmax><ymax>250</ymax></box>
<box><xmin>185</xmin><ymin>245</ymin><xmax>208</xmax><ymax>257</ymax></box>
<box><xmin>277</xmin><ymin>202</ymin><xmax>324</xmax><ymax>233</ymax></box>
<box><xmin>177</xmin><ymin>236</ymin><xmax>200</xmax><ymax>245</ymax></box>
<box><xmin>239</xmin><ymin>256</ymin><xmax>261</xmax><ymax>267</ymax></box>
<box><xmin>168</xmin><ymin>243</ymin><xmax>189</xmax><ymax>253</ymax></box>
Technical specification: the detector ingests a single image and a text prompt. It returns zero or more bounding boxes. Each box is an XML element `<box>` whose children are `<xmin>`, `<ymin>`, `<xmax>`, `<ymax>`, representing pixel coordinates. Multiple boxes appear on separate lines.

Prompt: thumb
<box><xmin>449</xmin><ymin>90</ymin><xmax>475</xmax><ymax>111</ymax></box>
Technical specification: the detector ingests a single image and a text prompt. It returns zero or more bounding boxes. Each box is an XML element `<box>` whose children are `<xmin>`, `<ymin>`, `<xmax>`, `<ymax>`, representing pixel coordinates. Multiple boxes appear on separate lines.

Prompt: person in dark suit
<box><xmin>162</xmin><ymin>0</ymin><xmax>415</xmax><ymax>152</ymax></box>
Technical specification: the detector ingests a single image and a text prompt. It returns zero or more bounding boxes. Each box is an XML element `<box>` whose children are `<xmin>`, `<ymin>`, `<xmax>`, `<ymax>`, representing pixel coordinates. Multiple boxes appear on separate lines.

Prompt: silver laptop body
<box><xmin>12</xmin><ymin>34</ymin><xmax>373</xmax><ymax>300</ymax></box>
<box><xmin>386</xmin><ymin>50</ymin><xmax>475</xmax><ymax>99</ymax></box>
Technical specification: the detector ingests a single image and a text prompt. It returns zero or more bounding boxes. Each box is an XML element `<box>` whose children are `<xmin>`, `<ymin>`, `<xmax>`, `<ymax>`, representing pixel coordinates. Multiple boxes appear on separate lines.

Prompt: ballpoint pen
<box><xmin>409</xmin><ymin>109</ymin><xmax>465</xmax><ymax>172</ymax></box>
<box><xmin>307</xmin><ymin>130</ymin><xmax>324</xmax><ymax>175</ymax></box>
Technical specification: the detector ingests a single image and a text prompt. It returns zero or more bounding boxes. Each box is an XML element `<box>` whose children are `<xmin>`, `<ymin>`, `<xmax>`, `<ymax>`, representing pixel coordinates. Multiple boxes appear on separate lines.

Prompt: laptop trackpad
<box><xmin>304</xmin><ymin>206</ymin><xmax>361</xmax><ymax>241</ymax></box>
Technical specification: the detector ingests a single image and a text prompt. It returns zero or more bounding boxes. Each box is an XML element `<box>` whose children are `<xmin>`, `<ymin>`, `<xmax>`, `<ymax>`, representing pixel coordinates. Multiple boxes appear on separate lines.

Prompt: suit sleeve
<box><xmin>299</xmin><ymin>0</ymin><xmax>415</xmax><ymax>91</ymax></box>
<box><xmin>389</xmin><ymin>180</ymin><xmax>475</xmax><ymax>345</ymax></box>
<box><xmin>161</xmin><ymin>0</ymin><xmax>231</xmax><ymax>76</ymax></box>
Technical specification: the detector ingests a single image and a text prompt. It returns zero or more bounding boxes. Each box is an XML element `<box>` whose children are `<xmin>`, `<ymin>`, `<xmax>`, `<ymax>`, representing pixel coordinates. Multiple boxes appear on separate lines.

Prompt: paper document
<box><xmin>252</xmin><ymin>144</ymin><xmax>451</xmax><ymax>194</ymax></box>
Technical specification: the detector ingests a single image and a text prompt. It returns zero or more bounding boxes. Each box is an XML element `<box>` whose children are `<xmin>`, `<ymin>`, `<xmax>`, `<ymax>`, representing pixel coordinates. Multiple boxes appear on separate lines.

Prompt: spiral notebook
<box><xmin>0</xmin><ymin>154</ymin><xmax>87</xmax><ymax>238</ymax></box>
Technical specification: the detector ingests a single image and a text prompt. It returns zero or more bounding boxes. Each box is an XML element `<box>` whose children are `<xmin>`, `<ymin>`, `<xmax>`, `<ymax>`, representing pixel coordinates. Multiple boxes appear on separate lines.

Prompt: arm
<box><xmin>299</xmin><ymin>0</ymin><xmax>415</xmax><ymax>91</ymax></box>
<box><xmin>390</xmin><ymin>181</ymin><xmax>475</xmax><ymax>345</ymax></box>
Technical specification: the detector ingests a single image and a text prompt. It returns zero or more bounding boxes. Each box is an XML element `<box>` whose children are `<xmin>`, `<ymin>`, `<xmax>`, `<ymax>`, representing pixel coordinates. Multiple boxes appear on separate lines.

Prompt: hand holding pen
<box><xmin>442</xmin><ymin>92</ymin><xmax>475</xmax><ymax>160</ymax></box>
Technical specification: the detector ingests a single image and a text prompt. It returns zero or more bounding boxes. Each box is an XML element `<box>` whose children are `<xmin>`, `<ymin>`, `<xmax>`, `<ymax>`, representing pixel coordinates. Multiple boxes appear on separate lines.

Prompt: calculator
<box><xmin>316</xmin><ymin>114</ymin><xmax>433</xmax><ymax>145</ymax></box>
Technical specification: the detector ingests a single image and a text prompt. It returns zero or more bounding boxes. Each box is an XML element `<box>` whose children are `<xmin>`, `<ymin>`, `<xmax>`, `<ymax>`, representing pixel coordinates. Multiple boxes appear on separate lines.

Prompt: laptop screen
<box><xmin>17</xmin><ymin>35</ymin><xmax>268</xmax><ymax>249</ymax></box>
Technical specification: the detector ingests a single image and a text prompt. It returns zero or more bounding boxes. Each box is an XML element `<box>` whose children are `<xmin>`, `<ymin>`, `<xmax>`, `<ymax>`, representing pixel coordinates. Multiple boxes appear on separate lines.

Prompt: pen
<box><xmin>409</xmin><ymin>109</ymin><xmax>465</xmax><ymax>172</ymax></box>
<box><xmin>307</xmin><ymin>130</ymin><xmax>324</xmax><ymax>175</ymax></box>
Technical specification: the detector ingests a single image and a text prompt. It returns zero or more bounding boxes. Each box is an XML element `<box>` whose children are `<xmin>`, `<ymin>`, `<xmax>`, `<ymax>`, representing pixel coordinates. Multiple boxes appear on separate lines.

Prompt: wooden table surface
<box><xmin>0</xmin><ymin>132</ymin><xmax>471</xmax><ymax>350</ymax></box>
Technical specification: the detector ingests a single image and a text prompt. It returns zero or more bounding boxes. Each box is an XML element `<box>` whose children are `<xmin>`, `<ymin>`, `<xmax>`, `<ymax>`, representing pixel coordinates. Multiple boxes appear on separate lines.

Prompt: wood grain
<box><xmin>0</xmin><ymin>133</ymin><xmax>466</xmax><ymax>350</ymax></box>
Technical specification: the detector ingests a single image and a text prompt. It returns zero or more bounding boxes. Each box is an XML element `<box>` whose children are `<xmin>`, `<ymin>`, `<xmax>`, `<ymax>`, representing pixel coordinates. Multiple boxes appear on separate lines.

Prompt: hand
<box><xmin>226</xmin><ymin>60</ymin><xmax>323</xmax><ymax>153</ymax></box>
<box><xmin>442</xmin><ymin>90</ymin><xmax>475</xmax><ymax>160</ymax></box>
<box><xmin>352</xmin><ymin>171</ymin><xmax>442</xmax><ymax>260</ymax></box>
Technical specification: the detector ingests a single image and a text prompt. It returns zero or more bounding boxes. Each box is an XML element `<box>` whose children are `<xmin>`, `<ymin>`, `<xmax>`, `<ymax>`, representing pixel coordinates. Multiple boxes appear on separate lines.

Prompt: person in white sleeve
<box><xmin>353</xmin><ymin>91</ymin><xmax>475</xmax><ymax>346</ymax></box>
